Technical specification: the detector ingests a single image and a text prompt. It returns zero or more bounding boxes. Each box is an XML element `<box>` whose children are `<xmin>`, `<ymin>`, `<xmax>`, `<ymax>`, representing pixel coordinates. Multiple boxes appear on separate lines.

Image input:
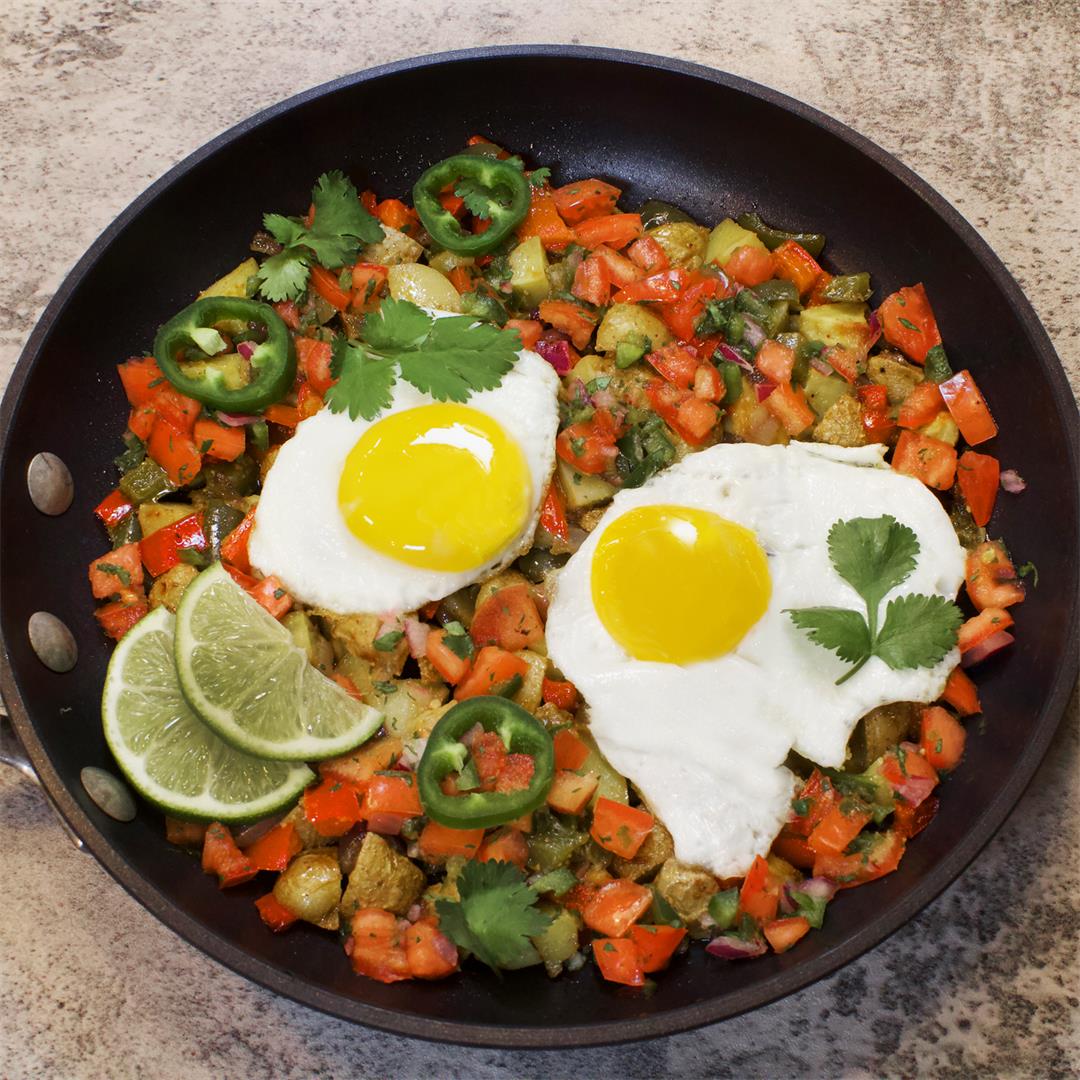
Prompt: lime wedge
<box><xmin>175</xmin><ymin>562</ymin><xmax>383</xmax><ymax>760</ymax></box>
<box><xmin>102</xmin><ymin>607</ymin><xmax>314</xmax><ymax>822</ymax></box>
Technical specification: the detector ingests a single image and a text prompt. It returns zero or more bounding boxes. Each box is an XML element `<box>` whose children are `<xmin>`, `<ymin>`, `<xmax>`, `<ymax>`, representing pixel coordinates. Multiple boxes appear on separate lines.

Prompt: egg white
<box><xmin>545</xmin><ymin>441</ymin><xmax>966</xmax><ymax>878</ymax></box>
<box><xmin>248</xmin><ymin>343</ymin><xmax>560</xmax><ymax>615</ymax></box>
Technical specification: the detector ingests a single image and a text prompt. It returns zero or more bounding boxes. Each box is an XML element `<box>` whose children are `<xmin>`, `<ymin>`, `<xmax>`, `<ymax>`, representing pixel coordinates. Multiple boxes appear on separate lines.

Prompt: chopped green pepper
<box><xmin>417</xmin><ymin>696</ymin><xmax>554</xmax><ymax>829</ymax></box>
<box><xmin>413</xmin><ymin>154</ymin><xmax>530</xmax><ymax>256</ymax></box>
<box><xmin>708</xmin><ymin>887</ymin><xmax>740</xmax><ymax>930</ymax></box>
<box><xmin>923</xmin><ymin>344</ymin><xmax>954</xmax><ymax>383</ymax></box>
<box><xmin>719</xmin><ymin>361</ymin><xmax>744</xmax><ymax>403</ymax></box>
<box><xmin>736</xmin><ymin>212</ymin><xmax>826</xmax><ymax>257</ymax></box>
<box><xmin>753</xmin><ymin>279</ymin><xmax>800</xmax><ymax>308</ymax></box>
<box><xmin>202</xmin><ymin>502</ymin><xmax>246</xmax><ymax>560</ymax></box>
<box><xmin>153</xmin><ymin>296</ymin><xmax>295</xmax><ymax>413</ymax></box>
<box><xmin>639</xmin><ymin>199</ymin><xmax>693</xmax><ymax>230</ymax></box>
<box><xmin>822</xmin><ymin>273</ymin><xmax>872</xmax><ymax>303</ymax></box>
<box><xmin>119</xmin><ymin>458</ymin><xmax>174</xmax><ymax>503</ymax></box>
<box><xmin>460</xmin><ymin>288</ymin><xmax>509</xmax><ymax>326</ymax></box>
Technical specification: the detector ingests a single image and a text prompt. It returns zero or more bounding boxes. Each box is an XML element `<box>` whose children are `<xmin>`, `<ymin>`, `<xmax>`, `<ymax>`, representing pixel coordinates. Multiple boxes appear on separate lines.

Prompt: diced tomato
<box><xmin>418</xmin><ymin>821</ymin><xmax>484</xmax><ymax>860</ymax></box>
<box><xmin>920</xmin><ymin>706</ymin><xmax>966</xmax><ymax>772</ymax></box>
<box><xmin>572</xmin><ymin>255</ymin><xmax>612</xmax><ymax>306</ymax></box>
<box><xmin>574</xmin><ymin>213</ymin><xmax>643</xmax><ymax>250</ymax></box>
<box><xmin>942</xmin><ymin>666</ymin><xmax>981</xmax><ymax>716</ymax></box>
<box><xmin>264</xmin><ymin>403</ymin><xmax>299</xmax><ymax>428</ymax></box>
<box><xmin>477</xmin><ymin>827</ymin><xmax>529</xmax><ymax>869</ymax></box>
<box><xmin>739</xmin><ymin>854</ymin><xmax>783</xmax><ymax>923</ymax></box>
<box><xmin>304</xmin><ymin>778</ymin><xmax>362</xmax><ymax>837</ymax></box>
<box><xmin>546</xmin><ymin>769</ymin><xmax>599</xmax><ymax>815</ymax></box>
<box><xmin>629</xmin><ymin>924</ymin><xmax>686</xmax><ymax>972</ymax></box>
<box><xmin>823</xmin><ymin>346</ymin><xmax>860</xmax><ymax>384</ymax></box>
<box><xmin>296</xmin><ymin>382</ymin><xmax>323</xmax><ymax>420</ymax></box>
<box><xmin>94</xmin><ymin>595</ymin><xmax>148</xmax><ymax>640</ymax></box>
<box><xmin>255</xmin><ymin>892</ymin><xmax>299</xmax><ymax>932</ymax></box>
<box><xmin>786</xmin><ymin>769</ymin><xmax>840</xmax><ymax>837</ymax></box>
<box><xmin>813</xmin><ymin>830</ymin><xmax>906</xmax><ymax>888</ymax></box>
<box><xmin>891</xmin><ymin>429</ymin><xmax>957</xmax><ymax>490</ymax></box>
<box><xmin>128</xmin><ymin>405</ymin><xmax>156</xmax><ymax>441</ymax></box>
<box><xmin>470</xmin><ymin>730</ymin><xmax>507</xmax><ymax>788</ymax></box>
<box><xmin>425</xmin><ymin>628</ymin><xmax>472</xmax><ymax>685</ymax></box>
<box><xmin>552</xmin><ymin>179</ymin><xmax>621</xmax><ymax>224</ymax></box>
<box><xmin>955</xmin><ymin>450</ymin><xmax>999</xmax><ymax>527</ymax></box>
<box><xmin>965</xmin><ymin>540</ymin><xmax>1025</xmax><ymax>610</ymax></box>
<box><xmin>583</xmin><ymin>879</ymin><xmax>653</xmax><ymax>938</ymax></box>
<box><xmin>469</xmin><ymin>583</ymin><xmax>545</xmax><ymax>651</ymax></box>
<box><xmin>364</xmin><ymin>774</ymin><xmax>422</xmax><ymax>821</ymax></box>
<box><xmin>647</xmin><ymin>344</ymin><xmax>699</xmax><ymax>389</ymax></box>
<box><xmin>590</xmin><ymin>244</ymin><xmax>644</xmax><ymax>288</ymax></box>
<box><xmin>375</xmin><ymin>198</ymin><xmax>420</xmax><ymax>235</ymax></box>
<box><xmin>627</xmin><ymin>236</ymin><xmax>669</xmax><ymax>274</ymax></box>
<box><xmin>593</xmin><ymin>938</ymin><xmax>645</xmax><ymax>986</ymax></box>
<box><xmin>723</xmin><ymin>245</ymin><xmax>776</xmax><ymax>287</ymax></box>
<box><xmin>693</xmin><ymin>364</ymin><xmax>724</xmax><ymax>402</ymax></box>
<box><xmin>763</xmin><ymin>381</ymin><xmax>816</xmax><ymax>436</ymax></box>
<box><xmin>295</xmin><ymin>337</ymin><xmax>335</xmax><ymax>395</ymax></box>
<box><xmin>404</xmin><ymin>919</ymin><xmax>459</xmax><ymax>980</ymax></box>
<box><xmin>117</xmin><ymin>356</ymin><xmax>166</xmax><ymax>407</ymax></box>
<box><xmin>897</xmin><ymin>381</ymin><xmax>944</xmax><ymax>429</ymax></box>
<box><xmin>192</xmin><ymin>418</ymin><xmax>245</xmax><ymax>462</ymax></box>
<box><xmin>879</xmin><ymin>746</ymin><xmax>939</xmax><ymax>808</ymax></box>
<box><xmin>88</xmin><ymin>543</ymin><xmax>144</xmax><ymax>599</ymax></box>
<box><xmin>246</xmin><ymin>574</ymin><xmax>293</xmax><ymax>619</ymax></box>
<box><xmin>516</xmin><ymin>190</ymin><xmax>576</xmax><ymax>250</ymax></box>
<box><xmin>538</xmin><ymin>300</ymin><xmax>598</xmax><ymax>351</ymax></box>
<box><xmin>939</xmin><ymin>370</ymin><xmax>998</xmax><ymax>445</ymax></box>
<box><xmin>309</xmin><ymin>264</ymin><xmax>352</xmax><ymax>310</ymax></box>
<box><xmin>675</xmin><ymin>395</ymin><xmax>719</xmax><ymax>442</ymax></box>
<box><xmin>348</xmin><ymin>908</ymin><xmax>412</xmax><ymax>983</ymax></box>
<box><xmin>763</xmin><ymin>916</ymin><xmax>811</xmax><ymax>954</ymax></box>
<box><xmin>807</xmin><ymin>803</ymin><xmax>873</xmax><ymax>857</ymax></box>
<box><xmin>496</xmin><ymin>754</ymin><xmax>536</xmax><ymax>794</ymax></box>
<box><xmin>454</xmin><ymin>646</ymin><xmax>529</xmax><ymax>701</ymax></box>
<box><xmin>770</xmin><ymin>830</ymin><xmax>816</xmax><ymax>870</ymax></box>
<box><xmin>538</xmin><ymin>481</ymin><xmax>570</xmax><ymax>543</ymax></box>
<box><xmin>139</xmin><ymin>511</ymin><xmax>206</xmax><ymax>576</ymax></box>
<box><xmin>318</xmin><ymin>736</ymin><xmax>403</xmax><ymax>790</ymax></box>
<box><xmin>349</xmin><ymin>262</ymin><xmax>389</xmax><ymax>312</ymax></box>
<box><xmin>590</xmin><ymin>797</ymin><xmax>655</xmax><ymax>860</ymax></box>
<box><xmin>506</xmin><ymin>318</ymin><xmax>543</xmax><ymax>351</ymax></box>
<box><xmin>772</xmin><ymin>241</ymin><xmax>824</xmax><ymax>296</ymax></box>
<box><xmin>147</xmin><ymin>416</ymin><xmax>202</xmax><ymax>486</ymax></box>
<box><xmin>556</xmin><ymin>406</ymin><xmax>623</xmax><ymax>473</ymax></box>
<box><xmin>544</xmin><ymin>680</ymin><xmax>580</xmax><ymax>715</ymax></box>
<box><xmin>273</xmin><ymin>300</ymin><xmax>301</xmax><ymax>330</ymax></box>
<box><xmin>201</xmin><ymin>822</ymin><xmax>257</xmax><ymax>888</ymax></box>
<box><xmin>613</xmin><ymin>267</ymin><xmax>691</xmax><ymax>304</ymax></box>
<box><xmin>893</xmin><ymin>793</ymin><xmax>939</xmax><ymax>839</ymax></box>
<box><xmin>219</xmin><ymin>508</ymin><xmax>255</xmax><ymax>575</ymax></box>
<box><xmin>661</xmin><ymin>275</ymin><xmax>725</xmax><ymax>341</ymax></box>
<box><xmin>96</xmin><ymin>488</ymin><xmax>135</xmax><ymax>529</ymax></box>
<box><xmin>755</xmin><ymin>340</ymin><xmax>795</xmax><ymax>384</ymax></box>
<box><xmin>552</xmin><ymin>727</ymin><xmax>589</xmax><ymax>770</ymax></box>
<box><xmin>878</xmin><ymin>283</ymin><xmax>942</xmax><ymax>363</ymax></box>
<box><xmin>958</xmin><ymin>607</ymin><xmax>1014</xmax><ymax>654</ymax></box>
<box><xmin>245</xmin><ymin>822</ymin><xmax>302</xmax><ymax>872</ymax></box>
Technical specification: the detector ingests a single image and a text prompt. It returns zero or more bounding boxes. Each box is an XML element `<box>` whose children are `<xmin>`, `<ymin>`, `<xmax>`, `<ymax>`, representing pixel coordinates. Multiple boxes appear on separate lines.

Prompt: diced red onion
<box><xmin>591</xmin><ymin>388</ymin><xmax>617</xmax><ymax>409</ymax></box>
<box><xmin>404</xmin><ymin>617</ymin><xmax>430</xmax><ymax>660</ymax></box>
<box><xmin>794</xmin><ymin>876</ymin><xmax>837</xmax><ymax>902</ymax></box>
<box><xmin>214</xmin><ymin>411</ymin><xmax>261</xmax><ymax>427</ymax></box>
<box><xmin>809</xmin><ymin>354</ymin><xmax>834</xmax><ymax>376</ymax></box>
<box><xmin>717</xmin><ymin>343</ymin><xmax>754</xmax><ymax>372</ymax></box>
<box><xmin>376</xmin><ymin>614</ymin><xmax>401</xmax><ymax>641</ymax></box>
<box><xmin>366</xmin><ymin>812</ymin><xmax>404</xmax><ymax>836</ymax></box>
<box><xmin>237</xmin><ymin>340</ymin><xmax>256</xmax><ymax>360</ymax></box>
<box><xmin>741</xmin><ymin>317</ymin><xmax>766</xmax><ymax>348</ymax></box>
<box><xmin>883</xmin><ymin>742</ymin><xmax>938</xmax><ymax>807</ymax></box>
<box><xmin>461</xmin><ymin>722</ymin><xmax>484</xmax><ymax>750</ymax></box>
<box><xmin>406</xmin><ymin>903</ymin><xmax>423</xmax><ymax>923</ymax></box>
<box><xmin>705</xmin><ymin>934</ymin><xmax>767</xmax><ymax>960</ymax></box>
<box><xmin>866</xmin><ymin>309</ymin><xmax>882</xmax><ymax>346</ymax></box>
<box><xmin>536</xmin><ymin>336</ymin><xmax>574</xmax><ymax>374</ymax></box>
<box><xmin>432</xmin><ymin>928</ymin><xmax>460</xmax><ymax>966</ymax></box>
<box><xmin>961</xmin><ymin>629</ymin><xmax>1015</xmax><ymax>668</ymax></box>
<box><xmin>755</xmin><ymin>382</ymin><xmax>776</xmax><ymax>402</ymax></box>
<box><xmin>1000</xmin><ymin>469</ymin><xmax>1027</xmax><ymax>494</ymax></box>
<box><xmin>399</xmin><ymin>737</ymin><xmax>428</xmax><ymax>771</ymax></box>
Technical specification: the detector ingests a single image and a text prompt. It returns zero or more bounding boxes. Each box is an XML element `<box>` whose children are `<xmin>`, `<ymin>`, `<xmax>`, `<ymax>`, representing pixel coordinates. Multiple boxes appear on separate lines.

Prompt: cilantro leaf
<box><xmin>324</xmin><ymin>338</ymin><xmax>396</xmax><ymax>420</ymax></box>
<box><xmin>785</xmin><ymin>607</ymin><xmax>873</xmax><ymax>664</ymax></box>
<box><xmin>262</xmin><ymin>212</ymin><xmax>307</xmax><ymax>248</ymax></box>
<box><xmin>398</xmin><ymin>316</ymin><xmax>518</xmax><ymax>402</ymax></box>
<box><xmin>434</xmin><ymin>860</ymin><xmax>551</xmax><ymax>973</ymax></box>
<box><xmin>310</xmin><ymin>170</ymin><xmax>384</xmax><ymax>247</ymax></box>
<box><xmin>454</xmin><ymin>176</ymin><xmax>498</xmax><ymax>219</ymax></box>
<box><xmin>363</xmin><ymin>297</ymin><xmax>433</xmax><ymax>352</ymax></box>
<box><xmin>528</xmin><ymin>167</ymin><xmax>551</xmax><ymax>190</ymax></box>
<box><xmin>256</xmin><ymin>249</ymin><xmax>311</xmax><ymax>302</ymax></box>
<box><xmin>442</xmin><ymin>621</ymin><xmax>475</xmax><ymax>661</ymax></box>
<box><xmin>874</xmin><ymin>593</ymin><xmax>963</xmax><ymax>670</ymax></box>
<box><xmin>827</xmin><ymin>515</ymin><xmax>919</xmax><ymax>613</ymax></box>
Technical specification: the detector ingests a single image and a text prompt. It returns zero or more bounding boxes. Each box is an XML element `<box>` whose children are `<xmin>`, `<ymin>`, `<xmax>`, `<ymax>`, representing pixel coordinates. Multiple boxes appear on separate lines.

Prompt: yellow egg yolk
<box><xmin>591</xmin><ymin>505</ymin><xmax>771</xmax><ymax>664</ymax></box>
<box><xmin>337</xmin><ymin>403</ymin><xmax>532</xmax><ymax>572</ymax></box>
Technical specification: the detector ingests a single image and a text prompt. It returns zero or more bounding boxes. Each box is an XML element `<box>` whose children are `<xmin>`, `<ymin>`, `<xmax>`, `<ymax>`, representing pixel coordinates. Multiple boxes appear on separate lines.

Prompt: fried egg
<box><xmin>249</xmin><ymin>341</ymin><xmax>559</xmax><ymax>614</ymax></box>
<box><xmin>545</xmin><ymin>441</ymin><xmax>966</xmax><ymax>878</ymax></box>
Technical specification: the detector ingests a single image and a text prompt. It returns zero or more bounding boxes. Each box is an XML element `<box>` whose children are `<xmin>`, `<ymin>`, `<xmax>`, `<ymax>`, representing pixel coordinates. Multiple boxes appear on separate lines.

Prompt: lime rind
<box><xmin>174</xmin><ymin>563</ymin><xmax>384</xmax><ymax>760</ymax></box>
<box><xmin>102</xmin><ymin>607</ymin><xmax>314</xmax><ymax>823</ymax></box>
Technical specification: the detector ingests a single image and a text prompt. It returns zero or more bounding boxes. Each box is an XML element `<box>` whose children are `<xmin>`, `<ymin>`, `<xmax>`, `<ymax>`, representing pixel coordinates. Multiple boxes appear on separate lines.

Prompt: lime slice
<box><xmin>175</xmin><ymin>562</ymin><xmax>383</xmax><ymax>760</ymax></box>
<box><xmin>102</xmin><ymin>607</ymin><xmax>314</xmax><ymax>822</ymax></box>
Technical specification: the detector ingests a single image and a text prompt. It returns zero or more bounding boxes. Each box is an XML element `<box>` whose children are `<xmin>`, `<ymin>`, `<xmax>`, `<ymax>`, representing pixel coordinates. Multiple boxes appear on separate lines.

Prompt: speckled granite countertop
<box><xmin>1</xmin><ymin>2</ymin><xmax>1077</xmax><ymax>1077</ymax></box>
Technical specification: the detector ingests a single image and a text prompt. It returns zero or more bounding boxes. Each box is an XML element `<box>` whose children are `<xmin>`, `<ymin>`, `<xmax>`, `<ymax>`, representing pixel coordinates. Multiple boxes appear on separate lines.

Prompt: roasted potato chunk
<box><xmin>339</xmin><ymin>833</ymin><xmax>425</xmax><ymax>917</ymax></box>
<box><xmin>654</xmin><ymin>858</ymin><xmax>719</xmax><ymax>923</ymax></box>
<box><xmin>613</xmin><ymin>819</ymin><xmax>674</xmax><ymax>881</ymax></box>
<box><xmin>646</xmin><ymin>221</ymin><xmax>710</xmax><ymax>269</ymax></box>
<box><xmin>273</xmin><ymin>850</ymin><xmax>342</xmax><ymax>924</ymax></box>
<box><xmin>148</xmin><ymin>563</ymin><xmax>198</xmax><ymax>613</ymax></box>
<box><xmin>813</xmin><ymin>393</ymin><xmax>868</xmax><ymax>448</ymax></box>
<box><xmin>867</xmin><ymin>349</ymin><xmax>923</xmax><ymax>405</ymax></box>
<box><xmin>361</xmin><ymin>225</ymin><xmax>423</xmax><ymax>266</ymax></box>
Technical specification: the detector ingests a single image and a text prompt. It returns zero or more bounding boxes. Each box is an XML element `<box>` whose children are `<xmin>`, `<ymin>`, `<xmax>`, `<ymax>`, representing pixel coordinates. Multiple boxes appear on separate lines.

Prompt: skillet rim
<box><xmin>1</xmin><ymin>44</ymin><xmax>1077</xmax><ymax>1049</ymax></box>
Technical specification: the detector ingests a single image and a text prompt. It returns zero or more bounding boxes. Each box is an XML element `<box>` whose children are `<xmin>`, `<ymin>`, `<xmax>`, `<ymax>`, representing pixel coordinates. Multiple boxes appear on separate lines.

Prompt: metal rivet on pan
<box><xmin>80</xmin><ymin>766</ymin><xmax>137</xmax><ymax>822</ymax></box>
<box><xmin>27</xmin><ymin>611</ymin><xmax>78</xmax><ymax>673</ymax></box>
<box><xmin>26</xmin><ymin>452</ymin><xmax>74</xmax><ymax>515</ymax></box>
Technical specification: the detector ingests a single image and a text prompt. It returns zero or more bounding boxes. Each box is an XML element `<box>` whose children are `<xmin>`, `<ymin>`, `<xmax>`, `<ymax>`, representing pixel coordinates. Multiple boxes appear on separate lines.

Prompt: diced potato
<box><xmin>513</xmin><ymin>649</ymin><xmax>547</xmax><ymax>712</ymax></box>
<box><xmin>179</xmin><ymin>353</ymin><xmax>252</xmax><ymax>391</ymax></box>
<box><xmin>569</xmin><ymin>353</ymin><xmax>616</xmax><ymax>387</ymax></box>
<box><xmin>767</xmin><ymin>855</ymin><xmax>801</xmax><ymax>887</ymax></box>
<box><xmin>646</xmin><ymin>221</ymin><xmax>710</xmax><ymax>270</ymax></box>
<box><xmin>377</xmin><ymin>679</ymin><xmax>450</xmax><ymax>740</ymax></box>
<box><xmin>280</xmin><ymin>804</ymin><xmax>325</xmax><ymax>850</ymax></box>
<box><xmin>799</xmin><ymin>303</ymin><xmax>871</xmax><ymax>354</ymax></box>
<box><xmin>705</xmin><ymin>218</ymin><xmax>766</xmax><ymax>267</ymax></box>
<box><xmin>427</xmin><ymin>250</ymin><xmax>476</xmax><ymax>278</ymax></box>
<box><xmin>339</xmin><ymin>833</ymin><xmax>425</xmax><ymax>917</ymax></box>
<box><xmin>198</xmin><ymin>258</ymin><xmax>258</xmax><ymax>299</ymax></box>
<box><xmin>556</xmin><ymin>458</ymin><xmax>616</xmax><ymax>511</ymax></box>
<box><xmin>724</xmin><ymin>379</ymin><xmax>787</xmax><ymax>445</ymax></box>
<box><xmin>282</xmin><ymin>611</ymin><xmax>334</xmax><ymax>673</ymax></box>
<box><xmin>508</xmin><ymin>235</ymin><xmax>551</xmax><ymax>308</ymax></box>
<box><xmin>532</xmin><ymin>906</ymin><xmax>581</xmax><ymax>977</ymax></box>
<box><xmin>138</xmin><ymin>501</ymin><xmax>195</xmax><ymax>537</ymax></box>
<box><xmin>361</xmin><ymin>224</ymin><xmax>423</xmax><ymax>266</ymax></box>
<box><xmin>148</xmin><ymin>563</ymin><xmax>198</xmax><ymax>613</ymax></box>
<box><xmin>318</xmin><ymin>611</ymin><xmax>408</xmax><ymax>674</ymax></box>
<box><xmin>812</xmin><ymin>394</ymin><xmax>867</xmax><ymax>448</ymax></box>
<box><xmin>921</xmin><ymin>411</ymin><xmax>960</xmax><ymax>446</ymax></box>
<box><xmin>613</xmin><ymin>819</ymin><xmax>674</xmax><ymax>881</ymax></box>
<box><xmin>388</xmin><ymin>263</ymin><xmax>462</xmax><ymax>313</ymax></box>
<box><xmin>578</xmin><ymin>729</ymin><xmax>627</xmax><ymax>807</ymax></box>
<box><xmin>334</xmin><ymin>653</ymin><xmax>376</xmax><ymax>697</ymax></box>
<box><xmin>867</xmin><ymin>349</ymin><xmax>923</xmax><ymax>405</ymax></box>
<box><xmin>804</xmin><ymin>368</ymin><xmax>853</xmax><ymax>418</ymax></box>
<box><xmin>595</xmin><ymin>303</ymin><xmax>672</xmax><ymax>356</ymax></box>
<box><xmin>272</xmin><ymin>850</ymin><xmax>342</xmax><ymax>924</ymax></box>
<box><xmin>654</xmin><ymin>858</ymin><xmax>719</xmax><ymax>924</ymax></box>
<box><xmin>534</xmin><ymin>702</ymin><xmax>574</xmax><ymax>728</ymax></box>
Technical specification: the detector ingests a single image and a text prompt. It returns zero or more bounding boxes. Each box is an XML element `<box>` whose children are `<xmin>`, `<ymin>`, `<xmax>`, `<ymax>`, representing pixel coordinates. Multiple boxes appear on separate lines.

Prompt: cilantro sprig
<box><xmin>325</xmin><ymin>298</ymin><xmax>522</xmax><ymax>420</ymax></box>
<box><xmin>256</xmin><ymin>171</ymin><xmax>384</xmax><ymax>301</ymax></box>
<box><xmin>785</xmin><ymin>515</ymin><xmax>962</xmax><ymax>685</ymax></box>
<box><xmin>435</xmin><ymin>860</ymin><xmax>552</xmax><ymax>973</ymax></box>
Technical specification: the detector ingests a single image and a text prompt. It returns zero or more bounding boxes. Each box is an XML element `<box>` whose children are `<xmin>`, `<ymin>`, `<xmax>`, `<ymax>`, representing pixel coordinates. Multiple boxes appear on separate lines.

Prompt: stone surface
<box><xmin>1</xmin><ymin>1</ymin><xmax>1077</xmax><ymax>1077</ymax></box>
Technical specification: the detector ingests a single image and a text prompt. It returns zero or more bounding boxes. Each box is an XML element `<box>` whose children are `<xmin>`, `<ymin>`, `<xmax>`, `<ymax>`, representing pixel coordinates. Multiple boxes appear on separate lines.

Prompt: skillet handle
<box><xmin>0</xmin><ymin>703</ymin><xmax>86</xmax><ymax>851</ymax></box>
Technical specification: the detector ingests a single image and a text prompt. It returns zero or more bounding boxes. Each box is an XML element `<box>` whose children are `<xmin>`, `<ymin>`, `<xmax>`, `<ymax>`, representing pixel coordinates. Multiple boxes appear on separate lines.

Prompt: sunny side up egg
<box><xmin>545</xmin><ymin>442</ymin><xmax>966</xmax><ymax>879</ymax></box>
<box><xmin>248</xmin><ymin>343</ymin><xmax>560</xmax><ymax>614</ymax></box>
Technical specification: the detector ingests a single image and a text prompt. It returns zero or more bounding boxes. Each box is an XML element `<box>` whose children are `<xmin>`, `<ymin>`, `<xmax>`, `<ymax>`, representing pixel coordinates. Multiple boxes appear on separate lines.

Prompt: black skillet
<box><xmin>1</xmin><ymin>47</ymin><xmax>1077</xmax><ymax>1048</ymax></box>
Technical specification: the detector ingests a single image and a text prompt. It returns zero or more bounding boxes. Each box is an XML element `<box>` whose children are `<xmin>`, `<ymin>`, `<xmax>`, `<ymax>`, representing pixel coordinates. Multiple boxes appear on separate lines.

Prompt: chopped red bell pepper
<box><xmin>573</xmin><ymin>213</ymin><xmax>643</xmax><ymax>250</ymax></box>
<box><xmin>877</xmin><ymin>283</ymin><xmax>942</xmax><ymax>363</ymax></box>
<box><xmin>590</xmin><ymin>797</ymin><xmax>655</xmax><ymax>859</ymax></box>
<box><xmin>363</xmin><ymin>773</ymin><xmax>422</xmax><ymax>820</ymax></box>
<box><xmin>425</xmin><ymin>628</ymin><xmax>472</xmax><ymax>686</ymax></box>
<box><xmin>219</xmin><ymin>508</ymin><xmax>256</xmax><ymax>575</ymax></box>
<box><xmin>939</xmin><ymin>370</ymin><xmax>998</xmax><ymax>445</ymax></box>
<box><xmin>88</xmin><ymin>542</ymin><xmax>144</xmax><ymax>599</ymax></box>
<box><xmin>583</xmin><ymin>879</ymin><xmax>653</xmax><ymax>938</ymax></box>
<box><xmin>593</xmin><ymin>938</ymin><xmax>645</xmax><ymax>986</ymax></box>
<box><xmin>417</xmin><ymin>821</ymin><xmax>484</xmax><ymax>860</ymax></box>
<box><xmin>544</xmin><ymin>679</ymin><xmax>580</xmax><ymax>713</ymax></box>
<box><xmin>763</xmin><ymin>916</ymin><xmax>811</xmax><ymax>954</ymax></box>
<box><xmin>738</xmin><ymin>854</ymin><xmax>783</xmax><ymax>923</ymax></box>
<box><xmin>538</xmin><ymin>300</ymin><xmax>598</xmax><ymax>351</ymax></box>
<box><xmin>772</xmin><ymin>240</ymin><xmax>824</xmax><ymax>296</ymax></box>
<box><xmin>295</xmin><ymin>337</ymin><xmax>335</xmax><ymax>395</ymax></box>
<box><xmin>139</xmin><ymin>511</ymin><xmax>207</xmax><ymax>577</ymax></box>
<box><xmin>303</xmin><ymin>778</ymin><xmax>363</xmax><ymax>837</ymax></box>
<box><xmin>552</xmin><ymin>727</ymin><xmax>589</xmax><ymax>770</ymax></box>
<box><xmin>192</xmin><ymin>418</ymin><xmax>245</xmax><ymax>462</ymax></box>
<box><xmin>255</xmin><ymin>892</ymin><xmax>299</xmax><ymax>932</ymax></box>
<box><xmin>956</xmin><ymin>450</ymin><xmax>1000</xmax><ymax>527</ymax></box>
<box><xmin>942</xmin><ymin>666</ymin><xmax>981</xmax><ymax>716</ymax></box>
<box><xmin>552</xmin><ymin>179</ymin><xmax>621</xmax><ymax>224</ymax></box>
<box><xmin>201</xmin><ymin>822</ymin><xmax>257</xmax><ymax>888</ymax></box>
<box><xmin>247</xmin><ymin>574</ymin><xmax>293</xmax><ymax>619</ymax></box>
<box><xmin>117</xmin><ymin>356</ymin><xmax>166</xmax><ymax>407</ymax></box>
<box><xmin>629</xmin><ymin>924</ymin><xmax>686</xmax><ymax>972</ymax></box>
<box><xmin>147</xmin><ymin>416</ymin><xmax>202</xmax><ymax>486</ymax></box>
<box><xmin>516</xmin><ymin>190</ymin><xmax>576</xmax><ymax>250</ymax></box>
<box><xmin>94</xmin><ymin>594</ymin><xmax>149</xmax><ymax>640</ymax></box>
<box><xmin>245</xmin><ymin>822</ymin><xmax>302</xmax><ymax>872</ymax></box>
<box><xmin>539</xmin><ymin>481</ymin><xmax>570</xmax><ymax>542</ymax></box>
